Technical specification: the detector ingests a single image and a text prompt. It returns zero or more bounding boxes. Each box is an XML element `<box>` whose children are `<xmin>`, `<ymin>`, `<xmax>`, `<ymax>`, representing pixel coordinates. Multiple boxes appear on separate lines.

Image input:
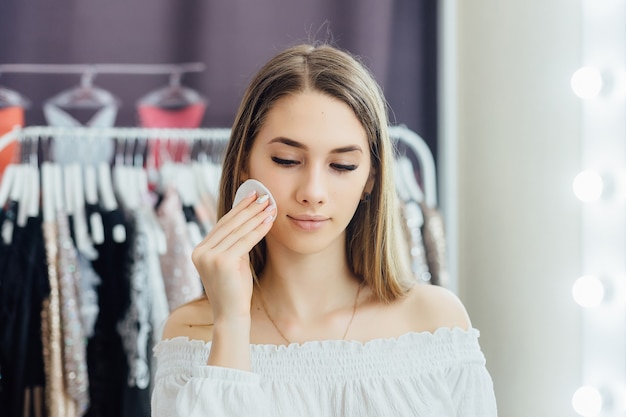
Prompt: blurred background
<box><xmin>1</xmin><ymin>0</ymin><xmax>624</xmax><ymax>416</ymax></box>
<box><xmin>0</xmin><ymin>0</ymin><xmax>438</xmax><ymax>156</ymax></box>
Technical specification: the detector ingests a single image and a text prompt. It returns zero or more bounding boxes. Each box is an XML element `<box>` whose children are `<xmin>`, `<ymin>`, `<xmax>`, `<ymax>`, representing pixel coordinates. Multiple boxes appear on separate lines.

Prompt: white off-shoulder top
<box><xmin>151</xmin><ymin>328</ymin><xmax>497</xmax><ymax>417</ymax></box>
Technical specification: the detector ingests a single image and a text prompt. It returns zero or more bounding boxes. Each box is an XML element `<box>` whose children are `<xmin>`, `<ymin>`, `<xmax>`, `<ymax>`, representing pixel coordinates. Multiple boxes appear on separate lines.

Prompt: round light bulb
<box><xmin>572</xmin><ymin>386</ymin><xmax>603</xmax><ymax>417</ymax></box>
<box><xmin>573</xmin><ymin>170</ymin><xmax>604</xmax><ymax>203</ymax></box>
<box><xmin>572</xmin><ymin>275</ymin><xmax>605</xmax><ymax>308</ymax></box>
<box><xmin>571</xmin><ymin>67</ymin><xmax>603</xmax><ymax>99</ymax></box>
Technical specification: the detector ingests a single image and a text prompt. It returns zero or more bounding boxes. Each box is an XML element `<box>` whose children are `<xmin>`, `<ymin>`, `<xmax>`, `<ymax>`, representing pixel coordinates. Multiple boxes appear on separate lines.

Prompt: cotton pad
<box><xmin>233</xmin><ymin>179</ymin><xmax>277</xmax><ymax>210</ymax></box>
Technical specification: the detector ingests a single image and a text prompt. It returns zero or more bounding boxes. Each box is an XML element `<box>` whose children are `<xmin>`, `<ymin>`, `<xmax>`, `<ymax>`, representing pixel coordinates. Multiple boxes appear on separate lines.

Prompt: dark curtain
<box><xmin>0</xmin><ymin>0</ymin><xmax>438</xmax><ymax>159</ymax></box>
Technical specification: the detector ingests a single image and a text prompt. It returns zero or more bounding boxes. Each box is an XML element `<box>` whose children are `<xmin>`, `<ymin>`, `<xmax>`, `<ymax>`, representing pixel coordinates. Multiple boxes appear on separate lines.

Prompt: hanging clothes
<box><xmin>0</xmin><ymin>202</ymin><xmax>49</xmax><ymax>417</ymax></box>
<box><xmin>137</xmin><ymin>102</ymin><xmax>206</xmax><ymax>129</ymax></box>
<box><xmin>420</xmin><ymin>202</ymin><xmax>448</xmax><ymax>288</ymax></box>
<box><xmin>43</xmin><ymin>103</ymin><xmax>118</xmax><ymax>165</ymax></box>
<box><xmin>0</xmin><ymin>125</ymin><xmax>230</xmax><ymax>417</ymax></box>
<box><xmin>56</xmin><ymin>212</ymin><xmax>90</xmax><ymax>416</ymax></box>
<box><xmin>42</xmin><ymin>218</ymin><xmax>75</xmax><ymax>417</ymax></box>
<box><xmin>136</xmin><ymin>79</ymin><xmax>207</xmax><ymax>130</ymax></box>
<box><xmin>0</xmin><ymin>106</ymin><xmax>25</xmax><ymax>176</ymax></box>
<box><xmin>84</xmin><ymin>207</ymin><xmax>134</xmax><ymax>417</ymax></box>
<box><xmin>403</xmin><ymin>200</ymin><xmax>431</xmax><ymax>284</ymax></box>
<box><xmin>156</xmin><ymin>187</ymin><xmax>204</xmax><ymax>311</ymax></box>
<box><xmin>138</xmin><ymin>103</ymin><xmax>206</xmax><ymax>170</ymax></box>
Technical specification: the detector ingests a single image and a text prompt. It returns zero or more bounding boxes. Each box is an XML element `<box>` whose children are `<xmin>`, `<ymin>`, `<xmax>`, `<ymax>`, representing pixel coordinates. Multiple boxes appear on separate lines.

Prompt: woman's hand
<box><xmin>192</xmin><ymin>191</ymin><xmax>276</xmax><ymax>323</ymax></box>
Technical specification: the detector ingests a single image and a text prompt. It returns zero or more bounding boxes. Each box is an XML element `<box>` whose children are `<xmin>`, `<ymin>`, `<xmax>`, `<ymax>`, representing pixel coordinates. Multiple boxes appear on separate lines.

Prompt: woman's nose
<box><xmin>296</xmin><ymin>166</ymin><xmax>327</xmax><ymax>205</ymax></box>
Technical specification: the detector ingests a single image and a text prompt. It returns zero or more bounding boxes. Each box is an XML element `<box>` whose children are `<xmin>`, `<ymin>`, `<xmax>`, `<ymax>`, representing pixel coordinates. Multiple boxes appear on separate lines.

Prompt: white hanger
<box><xmin>176</xmin><ymin>164</ymin><xmax>199</xmax><ymax>207</ymax></box>
<box><xmin>159</xmin><ymin>160</ymin><xmax>194</xmax><ymax>205</ymax></box>
<box><xmin>0</xmin><ymin>164</ymin><xmax>23</xmax><ymax>244</ymax></box>
<box><xmin>99</xmin><ymin>160</ymin><xmax>126</xmax><ymax>244</ymax></box>
<box><xmin>114</xmin><ymin>136</ymin><xmax>166</xmax><ymax>254</ymax></box>
<box><xmin>0</xmin><ymin>164</ymin><xmax>17</xmax><ymax>208</ymax></box>
<box><xmin>201</xmin><ymin>161</ymin><xmax>221</xmax><ymax>199</ymax></box>
<box><xmin>38</xmin><ymin>161</ymin><xmax>63</xmax><ymax>231</ymax></box>
<box><xmin>131</xmin><ymin>164</ymin><xmax>166</xmax><ymax>254</ymax></box>
<box><xmin>74</xmin><ymin>163</ymin><xmax>99</xmax><ymax>259</ymax></box>
<box><xmin>65</xmin><ymin>163</ymin><xmax>98</xmax><ymax>260</ymax></box>
<box><xmin>158</xmin><ymin>160</ymin><xmax>176</xmax><ymax>193</ymax></box>
<box><xmin>63</xmin><ymin>164</ymin><xmax>75</xmax><ymax>216</ymax></box>
<box><xmin>16</xmin><ymin>165</ymin><xmax>32</xmax><ymax>228</ymax></box>
<box><xmin>52</xmin><ymin>163</ymin><xmax>64</xmax><ymax>213</ymax></box>
<box><xmin>84</xmin><ymin>164</ymin><xmax>105</xmax><ymax>245</ymax></box>
<box><xmin>10</xmin><ymin>163</ymin><xmax>25</xmax><ymax>219</ymax></box>
<box><xmin>84</xmin><ymin>164</ymin><xmax>98</xmax><ymax>206</ymax></box>
<box><xmin>97</xmin><ymin>162</ymin><xmax>118</xmax><ymax>212</ymax></box>
<box><xmin>41</xmin><ymin>162</ymin><xmax>55</xmax><ymax>223</ymax></box>
<box><xmin>191</xmin><ymin>161</ymin><xmax>207</xmax><ymax>200</ymax></box>
<box><xmin>27</xmin><ymin>164</ymin><xmax>40</xmax><ymax>220</ymax></box>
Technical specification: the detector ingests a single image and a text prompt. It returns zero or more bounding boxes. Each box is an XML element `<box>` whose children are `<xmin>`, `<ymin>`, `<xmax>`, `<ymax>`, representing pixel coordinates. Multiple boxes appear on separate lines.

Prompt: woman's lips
<box><xmin>288</xmin><ymin>215</ymin><xmax>329</xmax><ymax>231</ymax></box>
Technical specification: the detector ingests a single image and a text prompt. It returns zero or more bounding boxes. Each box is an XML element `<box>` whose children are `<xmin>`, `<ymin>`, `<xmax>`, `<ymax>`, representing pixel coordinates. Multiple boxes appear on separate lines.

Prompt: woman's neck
<box><xmin>257</xmin><ymin>244</ymin><xmax>360</xmax><ymax>320</ymax></box>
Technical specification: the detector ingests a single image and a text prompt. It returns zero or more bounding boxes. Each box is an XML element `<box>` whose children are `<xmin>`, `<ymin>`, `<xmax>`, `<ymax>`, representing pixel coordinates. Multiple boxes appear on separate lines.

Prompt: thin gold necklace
<box><xmin>255</xmin><ymin>282</ymin><xmax>363</xmax><ymax>345</ymax></box>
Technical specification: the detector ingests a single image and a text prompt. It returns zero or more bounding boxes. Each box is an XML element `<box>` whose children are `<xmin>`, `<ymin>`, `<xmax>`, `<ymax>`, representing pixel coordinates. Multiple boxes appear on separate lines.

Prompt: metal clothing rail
<box><xmin>0</xmin><ymin>63</ymin><xmax>205</xmax><ymax>76</ymax></box>
<box><xmin>0</xmin><ymin>126</ymin><xmax>232</xmax><ymax>152</ymax></box>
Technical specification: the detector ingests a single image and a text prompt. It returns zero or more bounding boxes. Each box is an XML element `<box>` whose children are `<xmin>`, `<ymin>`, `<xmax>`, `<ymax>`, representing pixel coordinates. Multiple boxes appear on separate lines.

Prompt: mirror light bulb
<box><xmin>573</xmin><ymin>170</ymin><xmax>604</xmax><ymax>203</ymax></box>
<box><xmin>571</xmin><ymin>67</ymin><xmax>603</xmax><ymax>99</ymax></box>
<box><xmin>572</xmin><ymin>275</ymin><xmax>605</xmax><ymax>308</ymax></box>
<box><xmin>572</xmin><ymin>386</ymin><xmax>603</xmax><ymax>417</ymax></box>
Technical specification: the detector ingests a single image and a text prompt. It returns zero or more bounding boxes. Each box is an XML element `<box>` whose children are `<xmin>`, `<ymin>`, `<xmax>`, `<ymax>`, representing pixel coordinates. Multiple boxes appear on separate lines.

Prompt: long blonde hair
<box><xmin>218</xmin><ymin>44</ymin><xmax>413</xmax><ymax>303</ymax></box>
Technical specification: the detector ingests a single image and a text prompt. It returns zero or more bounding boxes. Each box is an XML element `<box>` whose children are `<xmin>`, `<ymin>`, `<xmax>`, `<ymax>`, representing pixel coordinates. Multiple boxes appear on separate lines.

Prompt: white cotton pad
<box><xmin>232</xmin><ymin>179</ymin><xmax>277</xmax><ymax>209</ymax></box>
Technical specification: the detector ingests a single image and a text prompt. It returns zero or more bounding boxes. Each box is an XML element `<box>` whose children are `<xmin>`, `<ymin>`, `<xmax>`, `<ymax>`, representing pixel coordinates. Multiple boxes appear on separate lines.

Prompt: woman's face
<box><xmin>244</xmin><ymin>90</ymin><xmax>373</xmax><ymax>256</ymax></box>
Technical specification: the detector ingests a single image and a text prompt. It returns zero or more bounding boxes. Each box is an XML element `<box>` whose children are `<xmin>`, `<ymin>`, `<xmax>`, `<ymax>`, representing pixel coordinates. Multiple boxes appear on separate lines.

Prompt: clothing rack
<box><xmin>388</xmin><ymin>125</ymin><xmax>437</xmax><ymax>208</ymax></box>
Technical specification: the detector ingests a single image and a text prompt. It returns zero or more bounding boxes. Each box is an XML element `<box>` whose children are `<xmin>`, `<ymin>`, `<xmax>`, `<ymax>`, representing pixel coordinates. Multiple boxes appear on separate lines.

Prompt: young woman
<box><xmin>152</xmin><ymin>43</ymin><xmax>497</xmax><ymax>416</ymax></box>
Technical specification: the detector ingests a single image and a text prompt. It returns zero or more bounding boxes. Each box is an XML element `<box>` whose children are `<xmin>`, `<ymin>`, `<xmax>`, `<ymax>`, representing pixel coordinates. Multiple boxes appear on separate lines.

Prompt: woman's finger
<box><xmin>200</xmin><ymin>192</ymin><xmax>272</xmax><ymax>249</ymax></box>
<box><xmin>210</xmin><ymin>204</ymin><xmax>276</xmax><ymax>254</ymax></box>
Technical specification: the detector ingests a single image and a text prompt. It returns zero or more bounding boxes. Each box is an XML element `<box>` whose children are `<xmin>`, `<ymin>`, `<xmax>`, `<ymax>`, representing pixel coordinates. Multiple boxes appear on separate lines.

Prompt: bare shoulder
<box><xmin>401</xmin><ymin>283</ymin><xmax>472</xmax><ymax>332</ymax></box>
<box><xmin>161</xmin><ymin>297</ymin><xmax>215</xmax><ymax>342</ymax></box>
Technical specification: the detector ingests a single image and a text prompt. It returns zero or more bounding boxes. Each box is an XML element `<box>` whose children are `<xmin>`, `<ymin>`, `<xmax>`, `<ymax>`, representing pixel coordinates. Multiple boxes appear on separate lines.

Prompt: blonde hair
<box><xmin>218</xmin><ymin>44</ymin><xmax>413</xmax><ymax>303</ymax></box>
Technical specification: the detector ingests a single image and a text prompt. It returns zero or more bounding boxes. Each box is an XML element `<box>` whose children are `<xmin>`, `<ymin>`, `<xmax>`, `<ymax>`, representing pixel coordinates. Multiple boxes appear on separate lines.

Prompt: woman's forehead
<box><xmin>254</xmin><ymin>91</ymin><xmax>368</xmax><ymax>152</ymax></box>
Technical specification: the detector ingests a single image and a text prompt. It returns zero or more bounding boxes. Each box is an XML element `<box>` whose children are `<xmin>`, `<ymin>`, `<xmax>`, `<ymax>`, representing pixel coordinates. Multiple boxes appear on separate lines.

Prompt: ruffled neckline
<box><xmin>155</xmin><ymin>326</ymin><xmax>479</xmax><ymax>354</ymax></box>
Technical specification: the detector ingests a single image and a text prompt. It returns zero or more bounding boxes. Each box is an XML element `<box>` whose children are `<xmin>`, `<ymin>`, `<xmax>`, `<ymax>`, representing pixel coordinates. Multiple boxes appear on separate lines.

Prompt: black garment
<box><xmin>0</xmin><ymin>203</ymin><xmax>50</xmax><ymax>417</ymax></box>
<box><xmin>182</xmin><ymin>203</ymin><xmax>207</xmax><ymax>241</ymax></box>
<box><xmin>85</xmin><ymin>206</ymin><xmax>134</xmax><ymax>417</ymax></box>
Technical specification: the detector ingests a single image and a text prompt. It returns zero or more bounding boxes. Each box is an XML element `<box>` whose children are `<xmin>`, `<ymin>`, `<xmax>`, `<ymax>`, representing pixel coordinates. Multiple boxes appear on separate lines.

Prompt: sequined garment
<box><xmin>56</xmin><ymin>213</ymin><xmax>90</xmax><ymax>415</ymax></box>
<box><xmin>420</xmin><ymin>203</ymin><xmax>448</xmax><ymax>287</ymax></box>
<box><xmin>403</xmin><ymin>200</ymin><xmax>431</xmax><ymax>283</ymax></box>
<box><xmin>42</xmin><ymin>220</ymin><xmax>75</xmax><ymax>417</ymax></box>
<box><xmin>75</xmin><ymin>253</ymin><xmax>100</xmax><ymax>339</ymax></box>
<box><xmin>156</xmin><ymin>188</ymin><xmax>203</xmax><ymax>311</ymax></box>
<box><xmin>116</xmin><ymin>212</ymin><xmax>153</xmax><ymax>389</ymax></box>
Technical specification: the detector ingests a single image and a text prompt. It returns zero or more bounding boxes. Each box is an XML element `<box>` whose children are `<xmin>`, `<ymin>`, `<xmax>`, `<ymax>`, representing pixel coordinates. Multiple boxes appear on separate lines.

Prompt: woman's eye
<box><xmin>272</xmin><ymin>157</ymin><xmax>299</xmax><ymax>167</ymax></box>
<box><xmin>331</xmin><ymin>164</ymin><xmax>358</xmax><ymax>172</ymax></box>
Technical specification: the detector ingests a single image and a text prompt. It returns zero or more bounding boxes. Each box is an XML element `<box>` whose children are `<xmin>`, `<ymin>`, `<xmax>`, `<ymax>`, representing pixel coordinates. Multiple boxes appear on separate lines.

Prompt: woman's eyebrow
<box><xmin>268</xmin><ymin>137</ymin><xmax>363</xmax><ymax>154</ymax></box>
